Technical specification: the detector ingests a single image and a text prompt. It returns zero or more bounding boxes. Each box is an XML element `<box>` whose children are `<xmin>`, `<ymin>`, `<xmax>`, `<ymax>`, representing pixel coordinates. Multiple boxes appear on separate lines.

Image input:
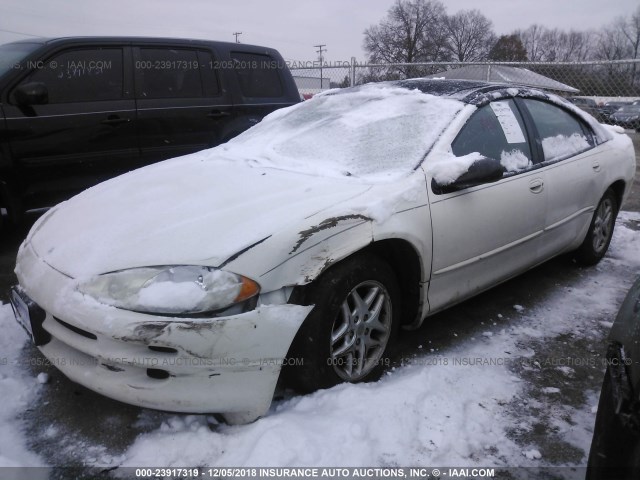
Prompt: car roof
<box><xmin>392</xmin><ymin>78</ymin><xmax>506</xmax><ymax>100</ymax></box>
<box><xmin>3</xmin><ymin>36</ymin><xmax>271</xmax><ymax>51</ymax></box>
<box><xmin>389</xmin><ymin>78</ymin><xmax>551</xmax><ymax>105</ymax></box>
<box><xmin>327</xmin><ymin>78</ymin><xmax>558</xmax><ymax>107</ymax></box>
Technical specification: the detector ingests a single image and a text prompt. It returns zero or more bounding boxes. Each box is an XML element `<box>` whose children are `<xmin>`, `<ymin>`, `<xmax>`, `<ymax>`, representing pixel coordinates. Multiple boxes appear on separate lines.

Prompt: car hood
<box><xmin>27</xmin><ymin>154</ymin><xmax>373</xmax><ymax>279</ymax></box>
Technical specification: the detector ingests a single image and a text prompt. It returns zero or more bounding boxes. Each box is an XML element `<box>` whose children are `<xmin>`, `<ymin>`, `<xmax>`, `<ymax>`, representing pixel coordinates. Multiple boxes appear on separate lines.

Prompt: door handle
<box><xmin>101</xmin><ymin>115</ymin><xmax>131</xmax><ymax>126</ymax></box>
<box><xmin>207</xmin><ymin>110</ymin><xmax>231</xmax><ymax>118</ymax></box>
<box><xmin>529</xmin><ymin>179</ymin><xmax>544</xmax><ymax>194</ymax></box>
<box><xmin>592</xmin><ymin>161</ymin><xmax>601</xmax><ymax>172</ymax></box>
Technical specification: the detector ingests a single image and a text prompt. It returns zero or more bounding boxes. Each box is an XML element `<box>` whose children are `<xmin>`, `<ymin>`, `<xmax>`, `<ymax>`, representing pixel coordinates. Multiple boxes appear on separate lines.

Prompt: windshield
<box><xmin>215</xmin><ymin>84</ymin><xmax>464</xmax><ymax>181</ymax></box>
<box><xmin>0</xmin><ymin>42</ymin><xmax>41</xmax><ymax>79</ymax></box>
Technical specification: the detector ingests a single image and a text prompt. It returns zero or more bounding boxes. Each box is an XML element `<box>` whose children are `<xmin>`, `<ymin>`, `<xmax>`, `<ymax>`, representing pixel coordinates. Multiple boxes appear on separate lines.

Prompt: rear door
<box><xmin>4</xmin><ymin>44</ymin><xmax>137</xmax><ymax>209</ymax></box>
<box><xmin>426</xmin><ymin>99</ymin><xmax>547</xmax><ymax>312</ymax></box>
<box><xmin>518</xmin><ymin>98</ymin><xmax>602</xmax><ymax>257</ymax></box>
<box><xmin>133</xmin><ymin>45</ymin><xmax>234</xmax><ymax>162</ymax></box>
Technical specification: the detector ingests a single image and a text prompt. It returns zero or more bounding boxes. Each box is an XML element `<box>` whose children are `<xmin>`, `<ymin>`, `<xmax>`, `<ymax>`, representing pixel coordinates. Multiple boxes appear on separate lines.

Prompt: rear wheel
<box><xmin>285</xmin><ymin>254</ymin><xmax>400</xmax><ymax>392</ymax></box>
<box><xmin>574</xmin><ymin>189</ymin><xmax>617</xmax><ymax>265</ymax></box>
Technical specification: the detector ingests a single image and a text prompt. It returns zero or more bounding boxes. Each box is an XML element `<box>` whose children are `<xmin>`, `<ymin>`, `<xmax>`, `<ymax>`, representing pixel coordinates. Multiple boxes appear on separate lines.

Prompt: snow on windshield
<box><xmin>216</xmin><ymin>84</ymin><xmax>465</xmax><ymax>181</ymax></box>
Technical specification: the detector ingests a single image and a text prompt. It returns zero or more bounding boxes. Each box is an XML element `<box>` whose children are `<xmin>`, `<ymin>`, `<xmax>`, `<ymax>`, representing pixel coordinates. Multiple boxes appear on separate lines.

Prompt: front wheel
<box><xmin>285</xmin><ymin>254</ymin><xmax>400</xmax><ymax>393</ymax></box>
<box><xmin>574</xmin><ymin>189</ymin><xmax>617</xmax><ymax>265</ymax></box>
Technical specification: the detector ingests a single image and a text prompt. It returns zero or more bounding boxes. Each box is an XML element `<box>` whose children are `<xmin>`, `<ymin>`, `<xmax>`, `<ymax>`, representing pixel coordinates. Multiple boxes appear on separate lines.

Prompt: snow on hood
<box><xmin>213</xmin><ymin>83</ymin><xmax>465</xmax><ymax>182</ymax></box>
<box><xmin>27</xmin><ymin>155</ymin><xmax>372</xmax><ymax>278</ymax></box>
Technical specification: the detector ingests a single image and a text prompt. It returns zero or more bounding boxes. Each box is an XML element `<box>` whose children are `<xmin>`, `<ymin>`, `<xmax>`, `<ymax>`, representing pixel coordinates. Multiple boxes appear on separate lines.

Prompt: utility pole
<box><xmin>233</xmin><ymin>32</ymin><xmax>242</xmax><ymax>43</ymax></box>
<box><xmin>314</xmin><ymin>44</ymin><xmax>326</xmax><ymax>91</ymax></box>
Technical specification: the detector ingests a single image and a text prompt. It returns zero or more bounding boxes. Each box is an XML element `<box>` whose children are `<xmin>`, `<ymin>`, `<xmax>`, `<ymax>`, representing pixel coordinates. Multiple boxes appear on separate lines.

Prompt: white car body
<box><xmin>11</xmin><ymin>80</ymin><xmax>636</xmax><ymax>423</ymax></box>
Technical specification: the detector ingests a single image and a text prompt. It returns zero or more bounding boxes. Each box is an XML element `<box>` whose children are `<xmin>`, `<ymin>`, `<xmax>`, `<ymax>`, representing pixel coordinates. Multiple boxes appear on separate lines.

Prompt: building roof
<box><xmin>431</xmin><ymin>65</ymin><xmax>579</xmax><ymax>93</ymax></box>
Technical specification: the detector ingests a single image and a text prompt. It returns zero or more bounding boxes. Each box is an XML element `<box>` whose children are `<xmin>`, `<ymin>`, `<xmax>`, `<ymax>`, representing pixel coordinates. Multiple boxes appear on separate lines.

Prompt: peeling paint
<box><xmin>115</xmin><ymin>322</ymin><xmax>171</xmax><ymax>344</ymax></box>
<box><xmin>290</xmin><ymin>215</ymin><xmax>371</xmax><ymax>254</ymax></box>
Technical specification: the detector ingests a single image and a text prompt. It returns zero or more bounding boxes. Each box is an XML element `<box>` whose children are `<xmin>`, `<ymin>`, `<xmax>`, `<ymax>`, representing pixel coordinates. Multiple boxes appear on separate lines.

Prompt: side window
<box><xmin>231</xmin><ymin>52</ymin><xmax>283</xmax><ymax>98</ymax></box>
<box><xmin>452</xmin><ymin>100</ymin><xmax>532</xmax><ymax>174</ymax></box>
<box><xmin>137</xmin><ymin>48</ymin><xmax>203</xmax><ymax>98</ymax></box>
<box><xmin>18</xmin><ymin>48</ymin><xmax>124</xmax><ymax>103</ymax></box>
<box><xmin>523</xmin><ymin>99</ymin><xmax>594</xmax><ymax>162</ymax></box>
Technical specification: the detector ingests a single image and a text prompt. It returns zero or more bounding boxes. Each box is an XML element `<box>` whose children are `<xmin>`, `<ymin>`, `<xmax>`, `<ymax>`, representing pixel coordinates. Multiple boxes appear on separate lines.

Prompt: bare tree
<box><xmin>516</xmin><ymin>25</ymin><xmax>594</xmax><ymax>62</ymax></box>
<box><xmin>517</xmin><ymin>25</ymin><xmax>545</xmax><ymax>61</ymax></box>
<box><xmin>620</xmin><ymin>6</ymin><xmax>640</xmax><ymax>60</ymax></box>
<box><xmin>444</xmin><ymin>9</ymin><xmax>495</xmax><ymax>62</ymax></box>
<box><xmin>594</xmin><ymin>25</ymin><xmax>629</xmax><ymax>60</ymax></box>
<box><xmin>363</xmin><ymin>0</ymin><xmax>449</xmax><ymax>77</ymax></box>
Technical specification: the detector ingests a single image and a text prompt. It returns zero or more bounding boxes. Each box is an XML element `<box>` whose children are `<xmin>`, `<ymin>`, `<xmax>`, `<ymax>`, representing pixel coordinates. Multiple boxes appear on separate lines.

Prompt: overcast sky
<box><xmin>0</xmin><ymin>0</ymin><xmax>638</xmax><ymax>62</ymax></box>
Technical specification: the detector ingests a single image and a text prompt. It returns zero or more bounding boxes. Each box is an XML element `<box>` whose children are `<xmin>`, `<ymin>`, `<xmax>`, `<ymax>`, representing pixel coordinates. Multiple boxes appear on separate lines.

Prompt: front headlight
<box><xmin>78</xmin><ymin>266</ymin><xmax>260</xmax><ymax>315</ymax></box>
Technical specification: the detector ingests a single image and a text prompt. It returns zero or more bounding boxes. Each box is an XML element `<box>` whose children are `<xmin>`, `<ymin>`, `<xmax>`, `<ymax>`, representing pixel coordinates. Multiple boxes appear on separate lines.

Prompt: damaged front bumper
<box><xmin>12</xmin><ymin>241</ymin><xmax>312</xmax><ymax>424</ymax></box>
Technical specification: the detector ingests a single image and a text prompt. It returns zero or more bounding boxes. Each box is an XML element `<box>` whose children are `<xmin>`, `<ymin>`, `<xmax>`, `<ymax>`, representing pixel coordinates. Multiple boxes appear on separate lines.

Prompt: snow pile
<box><xmin>0</xmin><ymin>305</ymin><xmax>46</xmax><ymax>468</ymax></box>
<box><xmin>121</xmin><ymin>336</ymin><xmax>522</xmax><ymax>467</ymax></box>
<box><xmin>541</xmin><ymin>134</ymin><xmax>590</xmax><ymax>162</ymax></box>
<box><xmin>136</xmin><ymin>269</ymin><xmax>241</xmax><ymax>314</ymax></box>
<box><xmin>217</xmin><ymin>84</ymin><xmax>464</xmax><ymax>182</ymax></box>
<box><xmin>501</xmin><ymin>150</ymin><xmax>531</xmax><ymax>172</ymax></box>
<box><xmin>424</xmin><ymin>152</ymin><xmax>484</xmax><ymax>185</ymax></box>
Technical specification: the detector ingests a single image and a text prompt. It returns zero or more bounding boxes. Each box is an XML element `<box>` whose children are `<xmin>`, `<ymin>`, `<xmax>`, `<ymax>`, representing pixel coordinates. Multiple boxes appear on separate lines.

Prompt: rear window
<box><xmin>523</xmin><ymin>99</ymin><xmax>594</xmax><ymax>162</ymax></box>
<box><xmin>231</xmin><ymin>52</ymin><xmax>283</xmax><ymax>98</ymax></box>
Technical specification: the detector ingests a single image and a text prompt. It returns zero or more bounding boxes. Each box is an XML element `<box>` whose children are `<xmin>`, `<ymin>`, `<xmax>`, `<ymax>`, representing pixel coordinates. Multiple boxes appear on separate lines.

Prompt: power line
<box><xmin>314</xmin><ymin>44</ymin><xmax>326</xmax><ymax>90</ymax></box>
<box><xmin>233</xmin><ymin>32</ymin><xmax>242</xmax><ymax>43</ymax></box>
<box><xmin>314</xmin><ymin>44</ymin><xmax>326</xmax><ymax>61</ymax></box>
<box><xmin>0</xmin><ymin>27</ymin><xmax>43</xmax><ymax>38</ymax></box>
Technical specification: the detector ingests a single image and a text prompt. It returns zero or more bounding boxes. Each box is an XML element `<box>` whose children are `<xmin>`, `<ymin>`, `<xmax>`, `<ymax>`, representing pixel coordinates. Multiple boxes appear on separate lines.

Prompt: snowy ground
<box><xmin>0</xmin><ymin>212</ymin><xmax>639</xmax><ymax>478</ymax></box>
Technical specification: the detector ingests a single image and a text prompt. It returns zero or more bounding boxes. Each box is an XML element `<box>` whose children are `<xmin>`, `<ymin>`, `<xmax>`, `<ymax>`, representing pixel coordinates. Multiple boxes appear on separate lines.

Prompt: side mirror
<box><xmin>432</xmin><ymin>156</ymin><xmax>504</xmax><ymax>194</ymax></box>
<box><xmin>13</xmin><ymin>82</ymin><xmax>49</xmax><ymax>106</ymax></box>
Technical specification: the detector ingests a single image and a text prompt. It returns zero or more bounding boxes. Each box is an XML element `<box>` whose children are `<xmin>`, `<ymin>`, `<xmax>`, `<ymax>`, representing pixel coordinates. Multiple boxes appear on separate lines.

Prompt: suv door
<box><xmin>133</xmin><ymin>46</ymin><xmax>234</xmax><ymax>161</ymax></box>
<box><xmin>4</xmin><ymin>45</ymin><xmax>137</xmax><ymax>210</ymax></box>
<box><xmin>426</xmin><ymin>99</ymin><xmax>546</xmax><ymax>312</ymax></box>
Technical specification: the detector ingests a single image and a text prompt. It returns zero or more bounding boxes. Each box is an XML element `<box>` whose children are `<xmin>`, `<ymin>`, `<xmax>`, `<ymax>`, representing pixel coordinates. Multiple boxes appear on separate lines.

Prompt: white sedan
<box><xmin>10</xmin><ymin>80</ymin><xmax>636</xmax><ymax>424</ymax></box>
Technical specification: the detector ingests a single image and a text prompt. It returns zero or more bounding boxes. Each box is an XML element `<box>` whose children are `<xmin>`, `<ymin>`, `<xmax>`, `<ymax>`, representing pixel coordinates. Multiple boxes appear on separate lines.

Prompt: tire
<box><xmin>285</xmin><ymin>254</ymin><xmax>400</xmax><ymax>393</ymax></box>
<box><xmin>574</xmin><ymin>189</ymin><xmax>617</xmax><ymax>266</ymax></box>
<box><xmin>587</xmin><ymin>367</ymin><xmax>640</xmax><ymax>479</ymax></box>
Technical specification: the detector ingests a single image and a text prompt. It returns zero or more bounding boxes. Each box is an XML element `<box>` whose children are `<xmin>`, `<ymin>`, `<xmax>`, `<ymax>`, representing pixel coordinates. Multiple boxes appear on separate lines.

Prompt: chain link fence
<box><xmin>291</xmin><ymin>60</ymin><xmax>640</xmax><ymax>121</ymax></box>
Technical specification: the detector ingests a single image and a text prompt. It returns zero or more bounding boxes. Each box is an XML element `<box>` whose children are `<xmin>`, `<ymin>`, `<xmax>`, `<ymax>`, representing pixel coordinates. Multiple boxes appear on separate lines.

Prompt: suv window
<box><xmin>452</xmin><ymin>99</ymin><xmax>532</xmax><ymax>174</ymax></box>
<box><xmin>19</xmin><ymin>48</ymin><xmax>124</xmax><ymax>103</ymax></box>
<box><xmin>137</xmin><ymin>48</ymin><xmax>203</xmax><ymax>98</ymax></box>
<box><xmin>523</xmin><ymin>99</ymin><xmax>594</xmax><ymax>162</ymax></box>
<box><xmin>231</xmin><ymin>52</ymin><xmax>283</xmax><ymax>98</ymax></box>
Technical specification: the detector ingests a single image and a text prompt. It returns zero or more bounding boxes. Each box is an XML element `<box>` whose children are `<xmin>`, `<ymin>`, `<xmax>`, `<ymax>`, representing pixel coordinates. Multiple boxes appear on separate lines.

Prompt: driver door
<box><xmin>425</xmin><ymin>99</ymin><xmax>547</xmax><ymax>312</ymax></box>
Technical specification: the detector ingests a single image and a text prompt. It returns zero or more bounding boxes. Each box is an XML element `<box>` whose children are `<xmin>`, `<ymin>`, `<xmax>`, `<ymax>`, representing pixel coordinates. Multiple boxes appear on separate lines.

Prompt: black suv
<box><xmin>0</xmin><ymin>37</ymin><xmax>300</xmax><ymax>225</ymax></box>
